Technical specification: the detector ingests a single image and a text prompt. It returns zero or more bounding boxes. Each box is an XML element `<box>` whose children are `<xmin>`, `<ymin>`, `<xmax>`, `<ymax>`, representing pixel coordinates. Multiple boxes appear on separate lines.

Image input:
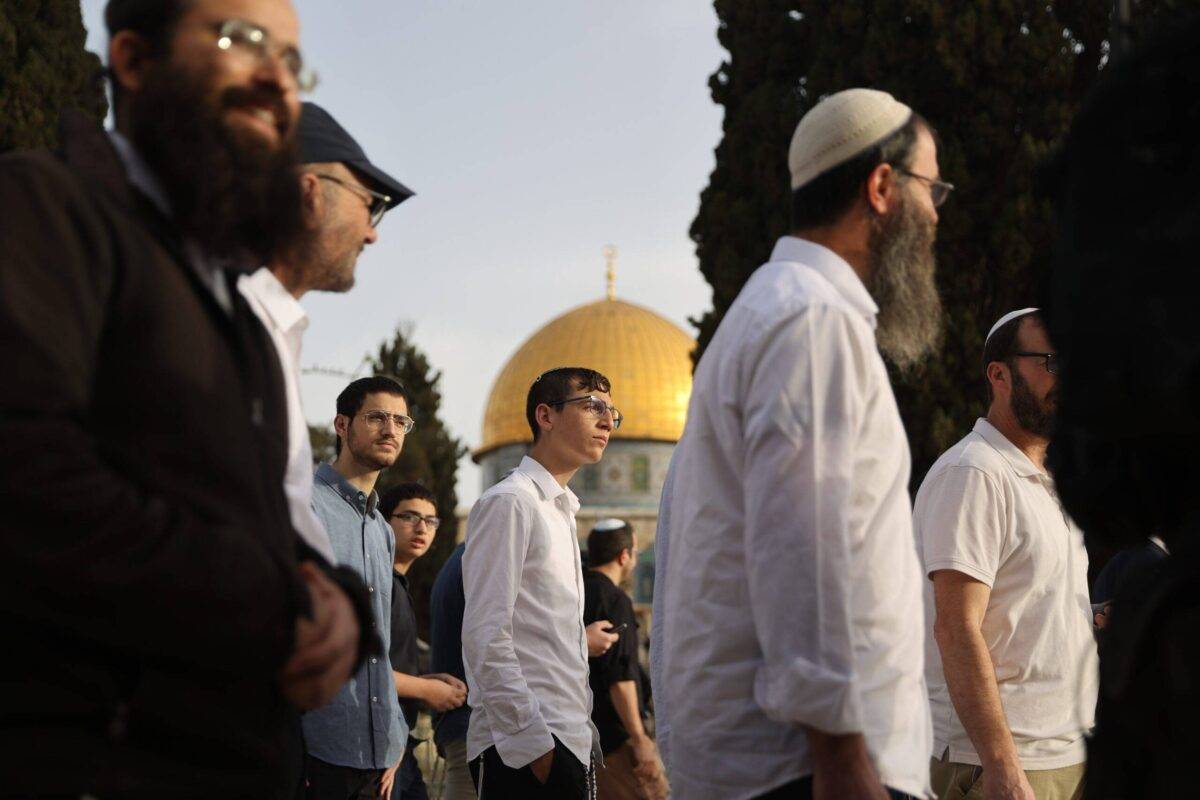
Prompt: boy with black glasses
<box><xmin>379</xmin><ymin>482</ymin><xmax>468</xmax><ymax>799</ymax></box>
<box><xmin>463</xmin><ymin>367</ymin><xmax>619</xmax><ymax>799</ymax></box>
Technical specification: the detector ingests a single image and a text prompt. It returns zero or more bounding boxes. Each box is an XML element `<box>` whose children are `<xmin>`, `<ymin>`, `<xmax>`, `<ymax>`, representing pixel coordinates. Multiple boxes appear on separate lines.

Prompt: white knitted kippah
<box><xmin>985</xmin><ymin>308</ymin><xmax>1039</xmax><ymax>346</ymax></box>
<box><xmin>592</xmin><ymin>518</ymin><xmax>627</xmax><ymax>532</ymax></box>
<box><xmin>788</xmin><ymin>88</ymin><xmax>913</xmax><ymax>190</ymax></box>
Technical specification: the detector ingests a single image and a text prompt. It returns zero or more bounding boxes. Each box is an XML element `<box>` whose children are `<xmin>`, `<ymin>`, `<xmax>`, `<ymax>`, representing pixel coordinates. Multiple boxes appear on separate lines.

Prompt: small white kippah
<box><xmin>592</xmin><ymin>518</ymin><xmax>627</xmax><ymax>532</ymax></box>
<box><xmin>788</xmin><ymin>88</ymin><xmax>913</xmax><ymax>190</ymax></box>
<box><xmin>985</xmin><ymin>308</ymin><xmax>1039</xmax><ymax>346</ymax></box>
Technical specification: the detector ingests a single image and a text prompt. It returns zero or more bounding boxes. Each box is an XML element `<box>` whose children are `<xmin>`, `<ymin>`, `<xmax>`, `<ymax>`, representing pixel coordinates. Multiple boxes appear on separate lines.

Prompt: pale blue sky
<box><xmin>79</xmin><ymin>1</ymin><xmax>724</xmax><ymax>506</ymax></box>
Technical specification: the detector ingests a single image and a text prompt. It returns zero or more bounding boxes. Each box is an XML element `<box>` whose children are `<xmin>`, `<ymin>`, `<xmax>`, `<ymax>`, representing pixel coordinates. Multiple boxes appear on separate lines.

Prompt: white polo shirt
<box><xmin>914</xmin><ymin>418</ymin><xmax>1098</xmax><ymax>770</ymax></box>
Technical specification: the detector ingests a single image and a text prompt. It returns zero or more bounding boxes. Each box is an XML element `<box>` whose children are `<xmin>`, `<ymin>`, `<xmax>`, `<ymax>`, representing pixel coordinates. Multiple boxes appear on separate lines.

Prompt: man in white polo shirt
<box><xmin>915</xmin><ymin>309</ymin><xmax>1098</xmax><ymax>800</ymax></box>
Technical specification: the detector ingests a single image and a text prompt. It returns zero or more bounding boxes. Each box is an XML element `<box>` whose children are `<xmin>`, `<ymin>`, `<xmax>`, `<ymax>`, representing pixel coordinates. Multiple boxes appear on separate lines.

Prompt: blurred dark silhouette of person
<box><xmin>1043</xmin><ymin>13</ymin><xmax>1200</xmax><ymax>799</ymax></box>
<box><xmin>0</xmin><ymin>1</ymin><xmax>374</xmax><ymax>796</ymax></box>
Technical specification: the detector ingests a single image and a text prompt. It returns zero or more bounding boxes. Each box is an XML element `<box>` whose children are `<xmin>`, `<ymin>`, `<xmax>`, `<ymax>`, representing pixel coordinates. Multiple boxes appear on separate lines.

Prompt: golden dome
<box><xmin>477</xmin><ymin>297</ymin><xmax>695</xmax><ymax>458</ymax></box>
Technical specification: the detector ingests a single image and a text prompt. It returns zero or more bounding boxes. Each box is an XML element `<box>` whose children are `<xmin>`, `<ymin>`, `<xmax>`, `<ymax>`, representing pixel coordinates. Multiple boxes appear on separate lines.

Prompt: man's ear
<box><xmin>986</xmin><ymin>361</ymin><xmax>1010</xmax><ymax>397</ymax></box>
<box><xmin>334</xmin><ymin>413</ymin><xmax>350</xmax><ymax>440</ymax></box>
<box><xmin>865</xmin><ymin>161</ymin><xmax>898</xmax><ymax>216</ymax></box>
<box><xmin>108</xmin><ymin>30</ymin><xmax>156</xmax><ymax>96</ymax></box>
<box><xmin>298</xmin><ymin>172</ymin><xmax>326</xmax><ymax>230</ymax></box>
<box><xmin>535</xmin><ymin>403</ymin><xmax>555</xmax><ymax>436</ymax></box>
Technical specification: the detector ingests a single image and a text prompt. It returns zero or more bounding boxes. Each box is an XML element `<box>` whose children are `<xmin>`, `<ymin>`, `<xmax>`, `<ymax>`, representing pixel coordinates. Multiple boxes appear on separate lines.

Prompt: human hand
<box><xmin>421</xmin><ymin>674</ymin><xmax>467</xmax><ymax>711</ymax></box>
<box><xmin>587</xmin><ymin>619</ymin><xmax>620</xmax><ymax>657</ymax></box>
<box><xmin>981</xmin><ymin>762</ymin><xmax>1036</xmax><ymax>800</ymax></box>
<box><xmin>280</xmin><ymin>562</ymin><xmax>360</xmax><ymax>710</ymax></box>
<box><xmin>378</xmin><ymin>756</ymin><xmax>401</xmax><ymax>797</ymax></box>
<box><xmin>1094</xmin><ymin>603</ymin><xmax>1111</xmax><ymax>630</ymax></box>
<box><xmin>629</xmin><ymin>735</ymin><xmax>669</xmax><ymax>799</ymax></box>
<box><xmin>529</xmin><ymin>747</ymin><xmax>554</xmax><ymax>784</ymax></box>
<box><xmin>426</xmin><ymin>672</ymin><xmax>468</xmax><ymax>693</ymax></box>
<box><xmin>808</xmin><ymin>730</ymin><xmax>889</xmax><ymax>800</ymax></box>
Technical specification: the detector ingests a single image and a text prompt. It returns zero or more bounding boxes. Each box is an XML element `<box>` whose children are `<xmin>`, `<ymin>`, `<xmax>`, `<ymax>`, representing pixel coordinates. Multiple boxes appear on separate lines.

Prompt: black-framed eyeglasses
<box><xmin>390</xmin><ymin>511</ymin><xmax>441</xmax><ymax>530</ymax></box>
<box><xmin>895</xmin><ymin>167</ymin><xmax>954</xmax><ymax>208</ymax></box>
<box><xmin>313</xmin><ymin>174</ymin><xmax>393</xmax><ymax>227</ymax></box>
<box><xmin>358</xmin><ymin>410</ymin><xmax>415</xmax><ymax>433</ymax></box>
<box><xmin>211</xmin><ymin>19</ymin><xmax>318</xmax><ymax>93</ymax></box>
<box><xmin>1014</xmin><ymin>352</ymin><xmax>1059</xmax><ymax>375</ymax></box>
<box><xmin>547</xmin><ymin>394</ymin><xmax>623</xmax><ymax>430</ymax></box>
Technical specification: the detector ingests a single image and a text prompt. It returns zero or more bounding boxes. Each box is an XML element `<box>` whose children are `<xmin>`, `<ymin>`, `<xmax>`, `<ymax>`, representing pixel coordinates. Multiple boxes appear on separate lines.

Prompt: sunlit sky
<box><xmin>80</xmin><ymin>1</ymin><xmax>724</xmax><ymax>507</ymax></box>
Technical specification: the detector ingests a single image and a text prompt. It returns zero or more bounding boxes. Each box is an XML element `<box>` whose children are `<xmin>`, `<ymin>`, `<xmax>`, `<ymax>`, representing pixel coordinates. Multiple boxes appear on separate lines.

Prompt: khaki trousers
<box><xmin>930</xmin><ymin>751</ymin><xmax>1084</xmax><ymax>800</ymax></box>
<box><xmin>595</xmin><ymin>740</ymin><xmax>670</xmax><ymax>800</ymax></box>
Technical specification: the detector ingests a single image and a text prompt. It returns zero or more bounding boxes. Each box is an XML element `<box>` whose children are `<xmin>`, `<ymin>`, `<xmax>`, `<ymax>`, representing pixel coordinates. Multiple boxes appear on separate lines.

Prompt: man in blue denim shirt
<box><xmin>304</xmin><ymin>376</ymin><xmax>414</xmax><ymax>799</ymax></box>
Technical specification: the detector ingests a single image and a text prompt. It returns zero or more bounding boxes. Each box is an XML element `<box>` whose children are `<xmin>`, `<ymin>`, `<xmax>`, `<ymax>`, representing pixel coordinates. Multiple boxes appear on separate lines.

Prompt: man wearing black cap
<box><xmin>0</xmin><ymin>0</ymin><xmax>373</xmax><ymax>797</ymax></box>
<box><xmin>240</xmin><ymin>101</ymin><xmax>413</xmax><ymax>568</ymax></box>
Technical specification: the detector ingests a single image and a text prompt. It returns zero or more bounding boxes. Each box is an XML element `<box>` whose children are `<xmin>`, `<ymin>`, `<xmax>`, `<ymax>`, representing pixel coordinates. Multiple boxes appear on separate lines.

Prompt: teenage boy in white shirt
<box><xmin>462</xmin><ymin>367</ymin><xmax>620</xmax><ymax>799</ymax></box>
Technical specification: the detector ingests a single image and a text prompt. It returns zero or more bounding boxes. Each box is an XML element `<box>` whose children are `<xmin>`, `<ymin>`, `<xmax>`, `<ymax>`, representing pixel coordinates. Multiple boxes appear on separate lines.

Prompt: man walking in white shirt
<box><xmin>915</xmin><ymin>309</ymin><xmax>1097</xmax><ymax>800</ymax></box>
<box><xmin>463</xmin><ymin>367</ymin><xmax>620</xmax><ymax>799</ymax></box>
<box><xmin>239</xmin><ymin>101</ymin><xmax>413</xmax><ymax>563</ymax></box>
<box><xmin>655</xmin><ymin>88</ymin><xmax>947</xmax><ymax>800</ymax></box>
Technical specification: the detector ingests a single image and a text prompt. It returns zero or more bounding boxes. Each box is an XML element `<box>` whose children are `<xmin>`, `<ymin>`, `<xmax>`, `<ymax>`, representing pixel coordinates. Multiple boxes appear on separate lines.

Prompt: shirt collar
<box><xmin>107</xmin><ymin>129</ymin><xmax>172</xmax><ymax>217</ymax></box>
<box><xmin>517</xmin><ymin>455</ymin><xmax>580</xmax><ymax>512</ymax></box>
<box><xmin>241</xmin><ymin>267</ymin><xmax>309</xmax><ymax>336</ymax></box>
<box><xmin>769</xmin><ymin>236</ymin><xmax>879</xmax><ymax>327</ymax></box>
<box><xmin>972</xmin><ymin>418</ymin><xmax>1045</xmax><ymax>479</ymax></box>
<box><xmin>315</xmin><ymin>462</ymin><xmax>380</xmax><ymax>515</ymax></box>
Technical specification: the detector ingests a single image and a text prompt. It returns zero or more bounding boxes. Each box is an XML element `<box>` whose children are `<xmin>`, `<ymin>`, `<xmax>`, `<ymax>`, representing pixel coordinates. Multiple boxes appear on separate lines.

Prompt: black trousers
<box><xmin>303</xmin><ymin>755</ymin><xmax>385</xmax><ymax>800</ymax></box>
<box><xmin>754</xmin><ymin>776</ymin><xmax>918</xmax><ymax>800</ymax></box>
<box><xmin>469</xmin><ymin>736</ymin><xmax>590</xmax><ymax>799</ymax></box>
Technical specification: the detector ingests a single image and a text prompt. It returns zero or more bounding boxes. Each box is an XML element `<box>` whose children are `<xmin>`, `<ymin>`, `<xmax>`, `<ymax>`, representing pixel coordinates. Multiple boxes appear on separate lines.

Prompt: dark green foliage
<box><xmin>691</xmin><ymin>0</ymin><xmax>1197</xmax><ymax>488</ymax></box>
<box><xmin>0</xmin><ymin>0</ymin><xmax>107</xmax><ymax>152</ymax></box>
<box><xmin>371</xmin><ymin>326</ymin><xmax>468</xmax><ymax>641</ymax></box>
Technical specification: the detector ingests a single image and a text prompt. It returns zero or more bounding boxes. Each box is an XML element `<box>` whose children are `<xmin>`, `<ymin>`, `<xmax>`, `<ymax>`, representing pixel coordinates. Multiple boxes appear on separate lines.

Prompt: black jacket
<box><xmin>0</xmin><ymin>112</ymin><xmax>372</xmax><ymax>797</ymax></box>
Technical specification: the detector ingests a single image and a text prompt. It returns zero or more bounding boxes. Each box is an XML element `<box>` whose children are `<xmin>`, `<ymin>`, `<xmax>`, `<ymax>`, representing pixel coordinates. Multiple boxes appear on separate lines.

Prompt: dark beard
<box><xmin>1011</xmin><ymin>366</ymin><xmax>1056</xmax><ymax>438</ymax></box>
<box><xmin>867</xmin><ymin>195</ymin><xmax>944</xmax><ymax>372</ymax></box>
<box><xmin>127</xmin><ymin>65</ymin><xmax>304</xmax><ymax>266</ymax></box>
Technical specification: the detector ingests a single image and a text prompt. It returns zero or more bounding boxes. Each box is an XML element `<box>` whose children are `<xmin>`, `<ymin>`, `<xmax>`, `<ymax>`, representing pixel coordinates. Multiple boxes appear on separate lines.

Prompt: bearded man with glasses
<box><xmin>914</xmin><ymin>309</ymin><xmax>1096</xmax><ymax>800</ymax></box>
<box><xmin>463</xmin><ymin>367</ymin><xmax>619</xmax><ymax>799</ymax></box>
<box><xmin>305</xmin><ymin>376</ymin><xmax>418</xmax><ymax>799</ymax></box>
<box><xmin>0</xmin><ymin>0</ymin><xmax>376</xmax><ymax>797</ymax></box>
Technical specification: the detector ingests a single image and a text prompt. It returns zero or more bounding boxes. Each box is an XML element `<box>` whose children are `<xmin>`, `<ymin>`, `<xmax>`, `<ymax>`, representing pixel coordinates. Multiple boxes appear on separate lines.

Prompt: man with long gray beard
<box><xmin>915</xmin><ymin>309</ymin><xmax>1096</xmax><ymax>800</ymax></box>
<box><xmin>0</xmin><ymin>0</ymin><xmax>372</xmax><ymax>796</ymax></box>
<box><xmin>654</xmin><ymin>88</ymin><xmax>945</xmax><ymax>800</ymax></box>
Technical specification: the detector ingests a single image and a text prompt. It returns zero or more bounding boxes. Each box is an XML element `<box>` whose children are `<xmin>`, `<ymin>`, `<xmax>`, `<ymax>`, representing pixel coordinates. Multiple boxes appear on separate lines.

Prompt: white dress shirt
<box><xmin>655</xmin><ymin>236</ymin><xmax>933</xmax><ymax>800</ymax></box>
<box><xmin>462</xmin><ymin>455</ymin><xmax>597</xmax><ymax>770</ymax></box>
<box><xmin>238</xmin><ymin>268</ymin><xmax>336</xmax><ymax>563</ymax></box>
<box><xmin>915</xmin><ymin>419</ymin><xmax>1097</xmax><ymax>770</ymax></box>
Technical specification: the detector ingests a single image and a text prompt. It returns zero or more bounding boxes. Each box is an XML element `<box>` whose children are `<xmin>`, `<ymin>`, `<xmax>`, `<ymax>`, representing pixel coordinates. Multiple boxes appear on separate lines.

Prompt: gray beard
<box><xmin>867</xmin><ymin>197</ymin><xmax>944</xmax><ymax>373</ymax></box>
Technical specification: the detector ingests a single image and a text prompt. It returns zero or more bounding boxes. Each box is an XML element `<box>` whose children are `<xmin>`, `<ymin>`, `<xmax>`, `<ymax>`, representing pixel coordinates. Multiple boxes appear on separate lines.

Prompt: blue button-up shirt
<box><xmin>302</xmin><ymin>463</ymin><xmax>408</xmax><ymax>769</ymax></box>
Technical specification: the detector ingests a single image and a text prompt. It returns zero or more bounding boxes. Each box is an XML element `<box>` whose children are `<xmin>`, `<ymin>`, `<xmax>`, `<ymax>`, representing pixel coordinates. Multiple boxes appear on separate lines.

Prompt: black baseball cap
<box><xmin>297</xmin><ymin>102</ymin><xmax>414</xmax><ymax>209</ymax></box>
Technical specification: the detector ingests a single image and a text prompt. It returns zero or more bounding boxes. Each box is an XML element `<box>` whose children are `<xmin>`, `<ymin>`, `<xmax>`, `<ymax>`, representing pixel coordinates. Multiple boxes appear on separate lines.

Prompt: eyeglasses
<box><xmin>390</xmin><ymin>511</ymin><xmax>441</xmax><ymax>530</ymax></box>
<box><xmin>1014</xmin><ymin>352</ymin><xmax>1059</xmax><ymax>375</ymax></box>
<box><xmin>358</xmin><ymin>410</ymin><xmax>415</xmax><ymax>433</ymax></box>
<box><xmin>547</xmin><ymin>395</ymin><xmax>623</xmax><ymax>429</ymax></box>
<box><xmin>313</xmin><ymin>174</ymin><xmax>393</xmax><ymax>228</ymax></box>
<box><xmin>212</xmin><ymin>19</ymin><xmax>318</xmax><ymax>93</ymax></box>
<box><xmin>895</xmin><ymin>167</ymin><xmax>954</xmax><ymax>208</ymax></box>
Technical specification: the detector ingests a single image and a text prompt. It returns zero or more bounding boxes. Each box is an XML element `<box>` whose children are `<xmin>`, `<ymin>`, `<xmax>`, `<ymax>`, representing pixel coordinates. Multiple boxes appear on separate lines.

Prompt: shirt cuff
<box><xmin>754</xmin><ymin>658</ymin><xmax>863</xmax><ymax>734</ymax></box>
<box><xmin>491</xmin><ymin>714</ymin><xmax>555</xmax><ymax>769</ymax></box>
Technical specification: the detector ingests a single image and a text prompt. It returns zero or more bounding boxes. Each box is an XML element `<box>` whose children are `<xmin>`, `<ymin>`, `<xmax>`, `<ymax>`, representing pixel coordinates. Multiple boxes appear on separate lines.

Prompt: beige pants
<box><xmin>595</xmin><ymin>740</ymin><xmax>670</xmax><ymax>800</ymax></box>
<box><xmin>930</xmin><ymin>751</ymin><xmax>1085</xmax><ymax>800</ymax></box>
<box><xmin>439</xmin><ymin>739</ymin><xmax>476</xmax><ymax>800</ymax></box>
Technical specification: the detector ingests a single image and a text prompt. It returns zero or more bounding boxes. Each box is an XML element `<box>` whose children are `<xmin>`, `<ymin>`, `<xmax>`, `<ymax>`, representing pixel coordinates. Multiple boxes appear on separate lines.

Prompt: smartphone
<box><xmin>606</xmin><ymin>623</ymin><xmax>628</xmax><ymax>634</ymax></box>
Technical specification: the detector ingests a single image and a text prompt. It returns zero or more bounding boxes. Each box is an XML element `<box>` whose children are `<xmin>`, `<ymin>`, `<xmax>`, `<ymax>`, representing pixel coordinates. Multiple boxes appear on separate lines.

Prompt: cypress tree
<box><xmin>370</xmin><ymin>326</ymin><xmax>468</xmax><ymax>640</ymax></box>
<box><xmin>691</xmin><ymin>0</ymin><xmax>1196</xmax><ymax>487</ymax></box>
<box><xmin>0</xmin><ymin>0</ymin><xmax>107</xmax><ymax>153</ymax></box>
